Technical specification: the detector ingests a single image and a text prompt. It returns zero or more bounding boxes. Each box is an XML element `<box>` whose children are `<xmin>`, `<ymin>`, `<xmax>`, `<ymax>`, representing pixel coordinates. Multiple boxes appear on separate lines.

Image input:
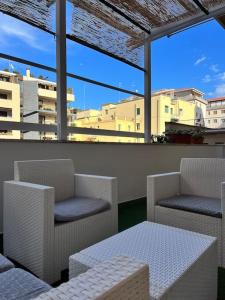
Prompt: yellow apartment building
<box><xmin>155</xmin><ymin>88</ymin><xmax>207</xmax><ymax>128</ymax></box>
<box><xmin>72</xmin><ymin>88</ymin><xmax>206</xmax><ymax>143</ymax></box>
<box><xmin>21</xmin><ymin>69</ymin><xmax>75</xmax><ymax>140</ymax></box>
<box><xmin>73</xmin><ymin>105</ymin><xmax>137</xmax><ymax>143</ymax></box>
<box><xmin>0</xmin><ymin>71</ymin><xmax>20</xmax><ymax>139</ymax></box>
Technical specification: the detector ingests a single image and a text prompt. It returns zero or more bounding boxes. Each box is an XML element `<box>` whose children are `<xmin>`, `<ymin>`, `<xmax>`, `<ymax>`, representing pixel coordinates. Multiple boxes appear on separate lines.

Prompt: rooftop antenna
<box><xmin>83</xmin><ymin>84</ymin><xmax>86</xmax><ymax>110</ymax></box>
<box><xmin>9</xmin><ymin>61</ymin><xmax>15</xmax><ymax>72</ymax></box>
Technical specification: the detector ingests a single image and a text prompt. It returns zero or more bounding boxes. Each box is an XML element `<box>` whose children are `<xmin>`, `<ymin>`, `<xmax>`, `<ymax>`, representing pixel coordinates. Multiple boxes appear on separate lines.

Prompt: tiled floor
<box><xmin>1</xmin><ymin>198</ymin><xmax>225</xmax><ymax>299</ymax></box>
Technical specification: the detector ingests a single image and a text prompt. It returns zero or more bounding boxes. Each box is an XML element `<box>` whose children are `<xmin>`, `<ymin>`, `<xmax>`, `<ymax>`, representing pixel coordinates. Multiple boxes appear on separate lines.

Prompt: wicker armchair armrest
<box><xmin>147</xmin><ymin>172</ymin><xmax>181</xmax><ymax>221</ymax></box>
<box><xmin>34</xmin><ymin>256</ymin><xmax>149</xmax><ymax>300</ymax></box>
<box><xmin>4</xmin><ymin>181</ymin><xmax>55</xmax><ymax>282</ymax></box>
<box><xmin>74</xmin><ymin>174</ymin><xmax>117</xmax><ymax>206</ymax></box>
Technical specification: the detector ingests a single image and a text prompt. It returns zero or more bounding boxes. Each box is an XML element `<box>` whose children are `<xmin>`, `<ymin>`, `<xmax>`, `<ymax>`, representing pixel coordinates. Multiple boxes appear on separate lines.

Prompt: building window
<box><xmin>214</xmin><ymin>119</ymin><xmax>217</xmax><ymax>123</ymax></box>
<box><xmin>128</xmin><ymin>125</ymin><xmax>131</xmax><ymax>131</ymax></box>
<box><xmin>0</xmin><ymin>93</ymin><xmax>8</xmax><ymax>99</ymax></box>
<box><xmin>118</xmin><ymin>124</ymin><xmax>121</xmax><ymax>131</ymax></box>
<box><xmin>0</xmin><ymin>130</ymin><xmax>12</xmax><ymax>134</ymax></box>
<box><xmin>222</xmin><ymin>110</ymin><xmax>225</xmax><ymax>114</ymax></box>
<box><xmin>208</xmin><ymin>111</ymin><xmax>210</xmax><ymax>115</ymax></box>
<box><xmin>136</xmin><ymin>107</ymin><xmax>141</xmax><ymax>115</ymax></box>
<box><xmin>165</xmin><ymin>106</ymin><xmax>169</xmax><ymax>113</ymax></box>
<box><xmin>222</xmin><ymin>119</ymin><xmax>225</xmax><ymax>123</ymax></box>
<box><xmin>0</xmin><ymin>110</ymin><xmax>10</xmax><ymax>117</ymax></box>
<box><xmin>105</xmin><ymin>110</ymin><xmax>108</xmax><ymax>115</ymax></box>
<box><xmin>170</xmin><ymin>108</ymin><xmax>173</xmax><ymax>114</ymax></box>
<box><xmin>179</xmin><ymin>108</ymin><xmax>183</xmax><ymax>115</ymax></box>
<box><xmin>136</xmin><ymin>123</ymin><xmax>140</xmax><ymax>131</ymax></box>
<box><xmin>208</xmin><ymin>120</ymin><xmax>210</xmax><ymax>124</ymax></box>
<box><xmin>213</xmin><ymin>110</ymin><xmax>217</xmax><ymax>115</ymax></box>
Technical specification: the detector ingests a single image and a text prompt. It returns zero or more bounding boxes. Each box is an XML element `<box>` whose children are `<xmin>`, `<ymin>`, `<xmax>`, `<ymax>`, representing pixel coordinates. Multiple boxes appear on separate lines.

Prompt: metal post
<box><xmin>144</xmin><ymin>40</ymin><xmax>151</xmax><ymax>143</ymax></box>
<box><xmin>56</xmin><ymin>0</ymin><xmax>67</xmax><ymax>141</ymax></box>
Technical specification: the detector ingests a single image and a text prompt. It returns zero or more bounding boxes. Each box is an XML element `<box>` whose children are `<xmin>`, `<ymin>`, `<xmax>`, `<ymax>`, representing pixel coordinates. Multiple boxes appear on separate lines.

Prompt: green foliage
<box><xmin>67</xmin><ymin>87</ymin><xmax>73</xmax><ymax>94</ymax></box>
<box><xmin>165</xmin><ymin>128</ymin><xmax>205</xmax><ymax>138</ymax></box>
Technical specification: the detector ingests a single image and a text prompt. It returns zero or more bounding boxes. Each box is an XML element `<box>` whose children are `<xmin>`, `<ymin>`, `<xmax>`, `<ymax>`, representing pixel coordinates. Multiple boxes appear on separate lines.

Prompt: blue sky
<box><xmin>0</xmin><ymin>11</ymin><xmax>225</xmax><ymax>110</ymax></box>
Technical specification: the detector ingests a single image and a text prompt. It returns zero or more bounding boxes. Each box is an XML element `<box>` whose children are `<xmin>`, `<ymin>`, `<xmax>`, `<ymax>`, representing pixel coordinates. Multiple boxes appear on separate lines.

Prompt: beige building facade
<box><xmin>206</xmin><ymin>96</ymin><xmax>225</xmax><ymax>129</ymax></box>
<box><xmin>0</xmin><ymin>71</ymin><xmax>20</xmax><ymax>139</ymax></box>
<box><xmin>72</xmin><ymin>88</ymin><xmax>207</xmax><ymax>142</ymax></box>
<box><xmin>0</xmin><ymin>69</ymin><xmax>75</xmax><ymax>140</ymax></box>
<box><xmin>0</xmin><ymin>73</ymin><xmax>207</xmax><ymax>143</ymax></box>
<box><xmin>21</xmin><ymin>69</ymin><xmax>75</xmax><ymax>140</ymax></box>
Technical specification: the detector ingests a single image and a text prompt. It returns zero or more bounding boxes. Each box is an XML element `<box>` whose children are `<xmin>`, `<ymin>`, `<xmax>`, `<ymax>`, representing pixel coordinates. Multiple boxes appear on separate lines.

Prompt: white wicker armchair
<box><xmin>34</xmin><ymin>256</ymin><xmax>149</xmax><ymax>300</ymax></box>
<box><xmin>147</xmin><ymin>158</ymin><xmax>225</xmax><ymax>266</ymax></box>
<box><xmin>4</xmin><ymin>159</ymin><xmax>118</xmax><ymax>283</ymax></box>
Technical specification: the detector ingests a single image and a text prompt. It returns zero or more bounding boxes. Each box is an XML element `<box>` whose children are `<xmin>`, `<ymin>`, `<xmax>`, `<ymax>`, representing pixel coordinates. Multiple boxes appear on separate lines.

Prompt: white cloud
<box><xmin>202</xmin><ymin>74</ymin><xmax>211</xmax><ymax>83</ymax></box>
<box><xmin>203</xmin><ymin>71</ymin><xmax>225</xmax><ymax>85</ymax></box>
<box><xmin>194</xmin><ymin>56</ymin><xmax>206</xmax><ymax>66</ymax></box>
<box><xmin>0</xmin><ymin>13</ymin><xmax>51</xmax><ymax>52</ymax></box>
<box><xmin>217</xmin><ymin>72</ymin><xmax>225</xmax><ymax>81</ymax></box>
<box><xmin>210</xmin><ymin>64</ymin><xmax>219</xmax><ymax>73</ymax></box>
<box><xmin>210</xmin><ymin>84</ymin><xmax>225</xmax><ymax>97</ymax></box>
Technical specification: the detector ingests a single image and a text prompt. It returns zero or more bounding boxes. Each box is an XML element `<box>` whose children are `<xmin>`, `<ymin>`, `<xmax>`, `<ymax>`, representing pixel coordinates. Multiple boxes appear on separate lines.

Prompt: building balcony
<box><xmin>38</xmin><ymin>88</ymin><xmax>75</xmax><ymax>102</ymax></box>
<box><xmin>38</xmin><ymin>108</ymin><xmax>56</xmax><ymax>116</ymax></box>
<box><xmin>207</xmin><ymin>104</ymin><xmax>225</xmax><ymax>110</ymax></box>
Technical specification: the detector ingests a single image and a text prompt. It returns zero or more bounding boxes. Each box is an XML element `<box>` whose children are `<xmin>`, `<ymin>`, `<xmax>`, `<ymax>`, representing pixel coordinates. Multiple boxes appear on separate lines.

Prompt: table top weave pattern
<box><xmin>71</xmin><ymin>221</ymin><xmax>216</xmax><ymax>298</ymax></box>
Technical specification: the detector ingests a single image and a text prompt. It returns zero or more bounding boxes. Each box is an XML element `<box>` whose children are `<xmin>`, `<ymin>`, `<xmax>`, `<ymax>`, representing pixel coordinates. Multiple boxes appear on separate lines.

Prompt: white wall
<box><xmin>0</xmin><ymin>141</ymin><xmax>223</xmax><ymax>232</ymax></box>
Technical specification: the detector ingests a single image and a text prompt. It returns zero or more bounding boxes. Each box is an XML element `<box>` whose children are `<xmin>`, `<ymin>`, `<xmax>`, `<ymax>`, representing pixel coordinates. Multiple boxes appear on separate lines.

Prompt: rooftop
<box><xmin>208</xmin><ymin>96</ymin><xmax>225</xmax><ymax>102</ymax></box>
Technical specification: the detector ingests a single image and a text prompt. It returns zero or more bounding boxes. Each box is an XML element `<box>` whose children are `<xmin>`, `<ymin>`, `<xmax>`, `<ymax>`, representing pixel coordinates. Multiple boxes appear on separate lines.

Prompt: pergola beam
<box><xmin>148</xmin><ymin>4</ymin><xmax>225</xmax><ymax>42</ymax></box>
<box><xmin>216</xmin><ymin>14</ymin><xmax>225</xmax><ymax>29</ymax></box>
<box><xmin>98</xmin><ymin>0</ymin><xmax>150</xmax><ymax>34</ymax></box>
<box><xmin>109</xmin><ymin>0</ymin><xmax>161</xmax><ymax>27</ymax></box>
<box><xmin>177</xmin><ymin>0</ymin><xmax>197</xmax><ymax>13</ymax></box>
<box><xmin>192</xmin><ymin>0</ymin><xmax>209</xmax><ymax>15</ymax></box>
<box><xmin>56</xmin><ymin>0</ymin><xmax>67</xmax><ymax>141</ymax></box>
<box><xmin>144</xmin><ymin>40</ymin><xmax>151</xmax><ymax>143</ymax></box>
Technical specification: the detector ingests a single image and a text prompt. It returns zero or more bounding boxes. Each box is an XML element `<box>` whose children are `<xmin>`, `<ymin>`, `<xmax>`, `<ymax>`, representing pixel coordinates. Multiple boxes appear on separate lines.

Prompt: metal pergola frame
<box><xmin>0</xmin><ymin>0</ymin><xmax>148</xmax><ymax>143</ymax></box>
<box><xmin>0</xmin><ymin>0</ymin><xmax>225</xmax><ymax>143</ymax></box>
<box><xmin>55</xmin><ymin>0</ymin><xmax>149</xmax><ymax>142</ymax></box>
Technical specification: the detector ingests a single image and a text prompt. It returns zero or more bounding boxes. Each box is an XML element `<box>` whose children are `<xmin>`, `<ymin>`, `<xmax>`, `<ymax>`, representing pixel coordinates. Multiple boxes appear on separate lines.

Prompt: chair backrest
<box><xmin>14</xmin><ymin>159</ymin><xmax>75</xmax><ymax>202</ymax></box>
<box><xmin>180</xmin><ymin>158</ymin><xmax>225</xmax><ymax>198</ymax></box>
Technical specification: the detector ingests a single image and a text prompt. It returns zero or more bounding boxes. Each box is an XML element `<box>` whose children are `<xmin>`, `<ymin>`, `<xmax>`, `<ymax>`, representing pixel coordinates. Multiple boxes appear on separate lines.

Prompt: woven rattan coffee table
<box><xmin>69</xmin><ymin>221</ymin><xmax>217</xmax><ymax>300</ymax></box>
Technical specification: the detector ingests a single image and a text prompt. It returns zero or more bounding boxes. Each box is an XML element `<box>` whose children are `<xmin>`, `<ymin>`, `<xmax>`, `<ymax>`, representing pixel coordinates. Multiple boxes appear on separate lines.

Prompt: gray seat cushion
<box><xmin>54</xmin><ymin>197</ymin><xmax>111</xmax><ymax>223</ymax></box>
<box><xmin>0</xmin><ymin>268</ymin><xmax>51</xmax><ymax>300</ymax></box>
<box><xmin>0</xmin><ymin>255</ymin><xmax>14</xmax><ymax>273</ymax></box>
<box><xmin>157</xmin><ymin>195</ymin><xmax>222</xmax><ymax>218</ymax></box>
